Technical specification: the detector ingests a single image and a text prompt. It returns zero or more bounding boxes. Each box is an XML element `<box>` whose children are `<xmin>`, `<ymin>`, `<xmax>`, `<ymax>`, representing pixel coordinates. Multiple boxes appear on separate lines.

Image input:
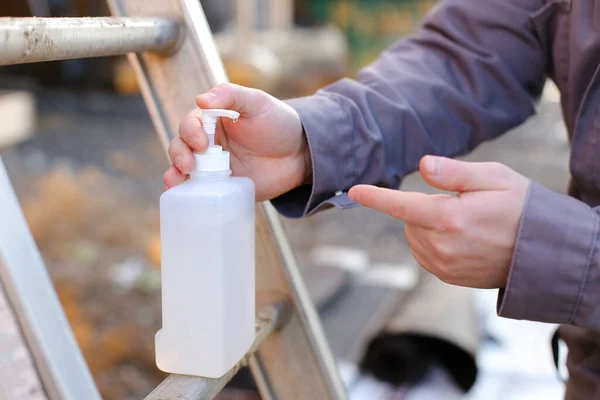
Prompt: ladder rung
<box><xmin>144</xmin><ymin>296</ymin><xmax>292</xmax><ymax>400</ymax></box>
<box><xmin>0</xmin><ymin>17</ymin><xmax>182</xmax><ymax>66</ymax></box>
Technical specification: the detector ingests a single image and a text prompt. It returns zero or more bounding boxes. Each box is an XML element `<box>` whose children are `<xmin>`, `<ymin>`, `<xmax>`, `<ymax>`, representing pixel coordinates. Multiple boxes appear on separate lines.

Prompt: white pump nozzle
<box><xmin>201</xmin><ymin>109</ymin><xmax>240</xmax><ymax>146</ymax></box>
<box><xmin>195</xmin><ymin>109</ymin><xmax>240</xmax><ymax>172</ymax></box>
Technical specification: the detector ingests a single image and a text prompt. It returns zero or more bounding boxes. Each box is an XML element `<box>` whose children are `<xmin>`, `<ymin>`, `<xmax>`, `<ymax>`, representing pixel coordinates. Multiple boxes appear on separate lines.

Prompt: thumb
<box><xmin>420</xmin><ymin>156</ymin><xmax>512</xmax><ymax>192</ymax></box>
<box><xmin>196</xmin><ymin>83</ymin><xmax>269</xmax><ymax>117</ymax></box>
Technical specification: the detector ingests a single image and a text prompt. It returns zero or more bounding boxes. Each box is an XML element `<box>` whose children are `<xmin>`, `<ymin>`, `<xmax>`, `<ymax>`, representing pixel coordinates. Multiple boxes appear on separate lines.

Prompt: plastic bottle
<box><xmin>156</xmin><ymin>109</ymin><xmax>255</xmax><ymax>378</ymax></box>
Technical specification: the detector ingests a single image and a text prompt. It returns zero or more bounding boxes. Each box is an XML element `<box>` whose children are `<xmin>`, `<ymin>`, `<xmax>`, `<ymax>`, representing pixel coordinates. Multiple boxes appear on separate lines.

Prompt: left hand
<box><xmin>348</xmin><ymin>156</ymin><xmax>530</xmax><ymax>288</ymax></box>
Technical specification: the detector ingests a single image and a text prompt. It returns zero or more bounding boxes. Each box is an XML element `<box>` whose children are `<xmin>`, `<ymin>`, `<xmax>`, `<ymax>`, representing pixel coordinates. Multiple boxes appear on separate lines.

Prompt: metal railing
<box><xmin>0</xmin><ymin>17</ymin><xmax>182</xmax><ymax>65</ymax></box>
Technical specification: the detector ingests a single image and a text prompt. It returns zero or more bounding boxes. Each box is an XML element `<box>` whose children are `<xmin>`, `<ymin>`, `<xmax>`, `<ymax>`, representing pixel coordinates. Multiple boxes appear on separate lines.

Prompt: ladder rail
<box><xmin>0</xmin><ymin>17</ymin><xmax>182</xmax><ymax>66</ymax></box>
<box><xmin>144</xmin><ymin>296</ymin><xmax>291</xmax><ymax>400</ymax></box>
<box><xmin>0</xmin><ymin>160</ymin><xmax>101</xmax><ymax>400</ymax></box>
<box><xmin>107</xmin><ymin>0</ymin><xmax>347</xmax><ymax>398</ymax></box>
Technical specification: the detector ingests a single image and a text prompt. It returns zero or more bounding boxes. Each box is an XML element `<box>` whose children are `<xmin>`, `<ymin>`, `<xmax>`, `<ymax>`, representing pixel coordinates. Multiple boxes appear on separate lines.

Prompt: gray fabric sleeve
<box><xmin>272</xmin><ymin>0</ymin><xmax>549</xmax><ymax>218</ymax></box>
<box><xmin>498</xmin><ymin>182</ymin><xmax>600</xmax><ymax>331</ymax></box>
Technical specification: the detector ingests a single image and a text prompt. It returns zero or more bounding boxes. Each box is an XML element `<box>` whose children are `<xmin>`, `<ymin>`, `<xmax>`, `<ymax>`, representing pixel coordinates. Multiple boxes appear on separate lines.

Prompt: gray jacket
<box><xmin>274</xmin><ymin>0</ymin><xmax>600</xmax><ymax>398</ymax></box>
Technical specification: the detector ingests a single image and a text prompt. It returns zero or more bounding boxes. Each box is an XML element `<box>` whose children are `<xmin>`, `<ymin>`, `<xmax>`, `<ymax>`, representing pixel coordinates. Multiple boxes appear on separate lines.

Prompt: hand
<box><xmin>164</xmin><ymin>83</ymin><xmax>311</xmax><ymax>201</ymax></box>
<box><xmin>348</xmin><ymin>156</ymin><xmax>530</xmax><ymax>288</ymax></box>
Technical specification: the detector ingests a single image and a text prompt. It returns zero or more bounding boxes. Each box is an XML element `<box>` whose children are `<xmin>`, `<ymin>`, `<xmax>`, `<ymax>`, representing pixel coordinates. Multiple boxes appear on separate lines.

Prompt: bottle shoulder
<box><xmin>161</xmin><ymin>176</ymin><xmax>254</xmax><ymax>201</ymax></box>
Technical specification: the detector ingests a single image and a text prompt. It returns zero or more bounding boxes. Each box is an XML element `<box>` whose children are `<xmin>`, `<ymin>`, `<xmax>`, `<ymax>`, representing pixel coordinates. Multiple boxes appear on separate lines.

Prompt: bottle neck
<box><xmin>190</xmin><ymin>169</ymin><xmax>232</xmax><ymax>179</ymax></box>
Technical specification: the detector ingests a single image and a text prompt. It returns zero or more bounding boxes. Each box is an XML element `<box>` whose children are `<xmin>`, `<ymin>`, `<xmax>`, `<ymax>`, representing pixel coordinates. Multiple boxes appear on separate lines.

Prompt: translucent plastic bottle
<box><xmin>156</xmin><ymin>109</ymin><xmax>255</xmax><ymax>378</ymax></box>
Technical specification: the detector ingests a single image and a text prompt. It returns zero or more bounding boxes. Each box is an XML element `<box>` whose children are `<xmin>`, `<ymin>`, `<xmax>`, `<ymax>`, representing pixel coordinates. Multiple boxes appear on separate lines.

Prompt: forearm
<box><xmin>275</xmin><ymin>0</ymin><xmax>549</xmax><ymax>217</ymax></box>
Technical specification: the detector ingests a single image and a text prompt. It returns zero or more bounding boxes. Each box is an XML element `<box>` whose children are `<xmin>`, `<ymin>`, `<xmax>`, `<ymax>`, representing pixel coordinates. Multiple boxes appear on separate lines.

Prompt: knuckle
<box><xmin>439</xmin><ymin>213</ymin><xmax>463</xmax><ymax>232</ymax></box>
<box><xmin>438</xmin><ymin>264</ymin><xmax>458</xmax><ymax>284</ymax></box>
<box><xmin>217</xmin><ymin>82</ymin><xmax>234</xmax><ymax>89</ymax></box>
<box><xmin>452</xmin><ymin>165</ymin><xmax>468</xmax><ymax>191</ymax></box>
<box><xmin>438</xmin><ymin>202</ymin><xmax>465</xmax><ymax>232</ymax></box>
<box><xmin>433</xmin><ymin>241</ymin><xmax>453</xmax><ymax>261</ymax></box>
<box><xmin>178</xmin><ymin>116</ymin><xmax>193</xmax><ymax>137</ymax></box>
<box><xmin>412</xmin><ymin>253</ymin><xmax>427</xmax><ymax>270</ymax></box>
<box><xmin>444</xmin><ymin>162</ymin><xmax>468</xmax><ymax>192</ymax></box>
<box><xmin>172</xmin><ymin>135</ymin><xmax>185</xmax><ymax>149</ymax></box>
<box><xmin>188</xmin><ymin>108</ymin><xmax>203</xmax><ymax>120</ymax></box>
<box><xmin>168</xmin><ymin>140</ymin><xmax>178</xmax><ymax>159</ymax></box>
<box><xmin>163</xmin><ymin>167</ymin><xmax>176</xmax><ymax>185</ymax></box>
<box><xmin>410</xmin><ymin>248</ymin><xmax>427</xmax><ymax>268</ymax></box>
<box><xmin>489</xmin><ymin>161</ymin><xmax>507</xmax><ymax>173</ymax></box>
<box><xmin>489</xmin><ymin>162</ymin><xmax>513</xmax><ymax>186</ymax></box>
<box><xmin>180</xmin><ymin>154</ymin><xmax>193</xmax><ymax>172</ymax></box>
<box><xmin>216</xmin><ymin>82</ymin><xmax>236</xmax><ymax>93</ymax></box>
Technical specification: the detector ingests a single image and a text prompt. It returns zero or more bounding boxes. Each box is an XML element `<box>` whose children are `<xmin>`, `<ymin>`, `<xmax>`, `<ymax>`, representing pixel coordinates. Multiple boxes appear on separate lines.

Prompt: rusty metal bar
<box><xmin>0</xmin><ymin>17</ymin><xmax>182</xmax><ymax>66</ymax></box>
<box><xmin>144</xmin><ymin>296</ymin><xmax>292</xmax><ymax>400</ymax></box>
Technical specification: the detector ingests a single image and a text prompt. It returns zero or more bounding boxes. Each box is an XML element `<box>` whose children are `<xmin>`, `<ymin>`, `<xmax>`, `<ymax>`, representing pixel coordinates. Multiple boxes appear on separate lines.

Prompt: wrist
<box><xmin>285</xmin><ymin>102</ymin><xmax>312</xmax><ymax>188</ymax></box>
<box><xmin>302</xmin><ymin>132</ymin><xmax>313</xmax><ymax>185</ymax></box>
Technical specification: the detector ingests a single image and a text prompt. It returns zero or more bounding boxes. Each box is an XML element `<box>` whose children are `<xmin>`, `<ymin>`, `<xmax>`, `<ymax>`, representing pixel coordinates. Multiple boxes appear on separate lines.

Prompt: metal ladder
<box><xmin>0</xmin><ymin>1</ymin><xmax>347</xmax><ymax>399</ymax></box>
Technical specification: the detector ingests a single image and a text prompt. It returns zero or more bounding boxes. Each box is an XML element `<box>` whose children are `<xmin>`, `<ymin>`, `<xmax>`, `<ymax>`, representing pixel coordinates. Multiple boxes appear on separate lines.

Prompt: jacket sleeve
<box><xmin>272</xmin><ymin>0</ymin><xmax>550</xmax><ymax>218</ymax></box>
<box><xmin>498</xmin><ymin>182</ymin><xmax>600</xmax><ymax>331</ymax></box>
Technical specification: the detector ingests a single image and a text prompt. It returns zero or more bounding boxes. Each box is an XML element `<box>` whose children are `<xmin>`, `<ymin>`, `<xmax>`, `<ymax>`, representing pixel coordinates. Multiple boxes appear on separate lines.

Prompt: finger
<box><xmin>179</xmin><ymin>110</ymin><xmax>209</xmax><ymax>152</ymax></box>
<box><xmin>405</xmin><ymin>225</ymin><xmax>448</xmax><ymax>261</ymax></box>
<box><xmin>404</xmin><ymin>224</ymin><xmax>428</xmax><ymax>251</ymax></box>
<box><xmin>168</xmin><ymin>137</ymin><xmax>196</xmax><ymax>174</ymax></box>
<box><xmin>420</xmin><ymin>156</ymin><xmax>514</xmax><ymax>192</ymax></box>
<box><xmin>411</xmin><ymin>249</ymin><xmax>434</xmax><ymax>274</ymax></box>
<box><xmin>348</xmin><ymin>184</ymin><xmax>453</xmax><ymax>229</ymax></box>
<box><xmin>405</xmin><ymin>226</ymin><xmax>439</xmax><ymax>275</ymax></box>
<box><xmin>163</xmin><ymin>165</ymin><xmax>187</xmax><ymax>188</ymax></box>
<box><xmin>406</xmin><ymin>233</ymin><xmax>435</xmax><ymax>274</ymax></box>
<box><xmin>195</xmin><ymin>83</ymin><xmax>269</xmax><ymax>117</ymax></box>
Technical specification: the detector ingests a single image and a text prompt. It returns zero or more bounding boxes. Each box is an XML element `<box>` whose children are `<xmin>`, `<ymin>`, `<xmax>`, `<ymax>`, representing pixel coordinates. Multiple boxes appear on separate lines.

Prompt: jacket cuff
<box><xmin>497</xmin><ymin>181</ymin><xmax>598</xmax><ymax>324</ymax></box>
<box><xmin>270</xmin><ymin>95</ymin><xmax>359</xmax><ymax>218</ymax></box>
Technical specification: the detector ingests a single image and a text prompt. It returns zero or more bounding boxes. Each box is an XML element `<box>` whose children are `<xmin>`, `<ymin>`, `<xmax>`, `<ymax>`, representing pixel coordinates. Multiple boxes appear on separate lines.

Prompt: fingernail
<box><xmin>175</xmin><ymin>155</ymin><xmax>183</xmax><ymax>169</ymax></box>
<box><xmin>197</xmin><ymin>91</ymin><xmax>217</xmax><ymax>103</ymax></box>
<box><xmin>424</xmin><ymin>156</ymin><xmax>440</xmax><ymax>176</ymax></box>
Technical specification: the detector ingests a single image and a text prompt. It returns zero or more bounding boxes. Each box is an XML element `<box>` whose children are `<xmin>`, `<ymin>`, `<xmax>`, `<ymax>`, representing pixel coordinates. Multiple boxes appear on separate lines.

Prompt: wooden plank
<box><xmin>234</xmin><ymin>0</ymin><xmax>255</xmax><ymax>60</ymax></box>
<box><xmin>145</xmin><ymin>296</ymin><xmax>291</xmax><ymax>400</ymax></box>
<box><xmin>106</xmin><ymin>1</ymin><xmax>347</xmax><ymax>399</ymax></box>
<box><xmin>270</xmin><ymin>0</ymin><xmax>294</xmax><ymax>31</ymax></box>
<box><xmin>0</xmin><ymin>160</ymin><xmax>101</xmax><ymax>400</ymax></box>
<box><xmin>107</xmin><ymin>0</ymin><xmax>227</xmax><ymax>153</ymax></box>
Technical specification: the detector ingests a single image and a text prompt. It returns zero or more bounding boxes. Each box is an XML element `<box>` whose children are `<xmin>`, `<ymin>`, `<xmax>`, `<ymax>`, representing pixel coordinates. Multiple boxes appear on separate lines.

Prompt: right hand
<box><xmin>164</xmin><ymin>83</ymin><xmax>311</xmax><ymax>201</ymax></box>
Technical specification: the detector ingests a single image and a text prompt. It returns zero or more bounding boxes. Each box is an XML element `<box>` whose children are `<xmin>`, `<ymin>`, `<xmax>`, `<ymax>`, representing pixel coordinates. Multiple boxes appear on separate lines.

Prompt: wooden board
<box><xmin>106</xmin><ymin>0</ymin><xmax>347</xmax><ymax>399</ymax></box>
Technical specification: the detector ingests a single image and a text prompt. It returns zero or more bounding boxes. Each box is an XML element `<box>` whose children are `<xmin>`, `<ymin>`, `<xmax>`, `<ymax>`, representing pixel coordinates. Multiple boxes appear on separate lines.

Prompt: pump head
<box><xmin>194</xmin><ymin>109</ymin><xmax>240</xmax><ymax>172</ymax></box>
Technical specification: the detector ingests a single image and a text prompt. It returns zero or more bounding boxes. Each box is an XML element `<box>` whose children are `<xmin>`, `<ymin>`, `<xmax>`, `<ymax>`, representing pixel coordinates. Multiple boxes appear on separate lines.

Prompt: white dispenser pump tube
<box><xmin>193</xmin><ymin>109</ymin><xmax>240</xmax><ymax>172</ymax></box>
<box><xmin>201</xmin><ymin>109</ymin><xmax>240</xmax><ymax>140</ymax></box>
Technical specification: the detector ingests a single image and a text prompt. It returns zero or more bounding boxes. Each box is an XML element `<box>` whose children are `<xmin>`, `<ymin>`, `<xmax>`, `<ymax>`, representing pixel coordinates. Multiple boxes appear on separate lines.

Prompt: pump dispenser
<box><xmin>193</xmin><ymin>109</ymin><xmax>239</xmax><ymax>172</ymax></box>
<box><xmin>156</xmin><ymin>109</ymin><xmax>255</xmax><ymax>378</ymax></box>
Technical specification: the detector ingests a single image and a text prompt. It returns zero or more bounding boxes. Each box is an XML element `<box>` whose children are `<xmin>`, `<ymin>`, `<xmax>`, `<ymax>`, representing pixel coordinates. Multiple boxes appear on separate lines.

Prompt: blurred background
<box><xmin>0</xmin><ymin>1</ymin><xmax>568</xmax><ymax>399</ymax></box>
